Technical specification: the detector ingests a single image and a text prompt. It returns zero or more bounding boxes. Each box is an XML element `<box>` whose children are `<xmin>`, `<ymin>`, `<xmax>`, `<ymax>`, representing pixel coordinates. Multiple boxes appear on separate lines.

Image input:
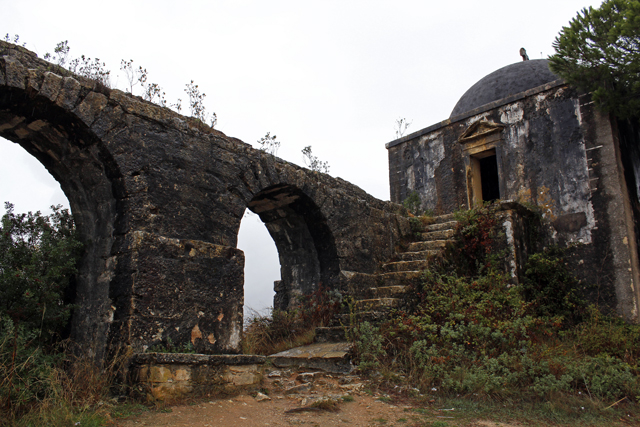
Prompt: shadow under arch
<box><xmin>247</xmin><ymin>184</ymin><xmax>341</xmax><ymax>310</ymax></box>
<box><xmin>0</xmin><ymin>83</ymin><xmax>122</xmax><ymax>361</ymax></box>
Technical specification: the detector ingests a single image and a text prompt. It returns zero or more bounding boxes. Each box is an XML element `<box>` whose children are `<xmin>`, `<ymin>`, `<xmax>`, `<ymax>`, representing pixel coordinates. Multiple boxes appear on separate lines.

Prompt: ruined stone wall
<box><xmin>387</xmin><ymin>84</ymin><xmax>640</xmax><ymax>321</ymax></box>
<box><xmin>388</xmin><ymin>85</ymin><xmax>592</xmax><ymax>221</ymax></box>
<box><xmin>0</xmin><ymin>41</ymin><xmax>410</xmax><ymax>361</ymax></box>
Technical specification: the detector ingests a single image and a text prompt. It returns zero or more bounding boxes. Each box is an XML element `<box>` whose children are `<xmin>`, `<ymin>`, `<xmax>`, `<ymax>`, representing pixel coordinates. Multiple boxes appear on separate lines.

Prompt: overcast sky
<box><xmin>1</xmin><ymin>0</ymin><xmax>600</xmax><ymax>316</ymax></box>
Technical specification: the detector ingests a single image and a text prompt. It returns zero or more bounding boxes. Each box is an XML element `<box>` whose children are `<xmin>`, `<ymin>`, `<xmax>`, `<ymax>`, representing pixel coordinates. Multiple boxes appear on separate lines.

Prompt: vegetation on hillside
<box><xmin>351</xmin><ymin>203</ymin><xmax>640</xmax><ymax>410</ymax></box>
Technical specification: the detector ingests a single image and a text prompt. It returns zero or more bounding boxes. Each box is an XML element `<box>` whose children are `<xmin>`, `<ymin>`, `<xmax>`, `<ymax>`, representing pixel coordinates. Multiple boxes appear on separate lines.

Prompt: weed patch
<box><xmin>243</xmin><ymin>285</ymin><xmax>342</xmax><ymax>355</ymax></box>
<box><xmin>146</xmin><ymin>337</ymin><xmax>196</xmax><ymax>354</ymax></box>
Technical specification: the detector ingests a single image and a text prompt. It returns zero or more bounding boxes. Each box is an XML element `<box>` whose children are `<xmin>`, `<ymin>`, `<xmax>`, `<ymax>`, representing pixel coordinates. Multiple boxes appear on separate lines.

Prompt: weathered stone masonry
<box><xmin>0</xmin><ymin>42</ymin><xmax>410</xmax><ymax>361</ymax></box>
<box><xmin>387</xmin><ymin>60</ymin><xmax>640</xmax><ymax>321</ymax></box>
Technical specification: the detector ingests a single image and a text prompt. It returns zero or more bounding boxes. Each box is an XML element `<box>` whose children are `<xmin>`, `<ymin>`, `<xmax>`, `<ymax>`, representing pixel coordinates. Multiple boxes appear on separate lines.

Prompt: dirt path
<box><xmin>115</xmin><ymin>368</ymin><xmax>518</xmax><ymax>427</ymax></box>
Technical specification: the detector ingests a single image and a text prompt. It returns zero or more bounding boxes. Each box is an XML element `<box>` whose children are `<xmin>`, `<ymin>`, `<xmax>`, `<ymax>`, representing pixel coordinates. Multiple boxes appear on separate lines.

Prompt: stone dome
<box><xmin>450</xmin><ymin>59</ymin><xmax>560</xmax><ymax>118</ymax></box>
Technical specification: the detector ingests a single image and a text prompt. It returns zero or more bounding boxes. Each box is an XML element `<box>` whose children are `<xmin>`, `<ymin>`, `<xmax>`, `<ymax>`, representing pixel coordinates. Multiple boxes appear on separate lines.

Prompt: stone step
<box><xmin>419</xmin><ymin>229</ymin><xmax>455</xmax><ymax>241</ymax></box>
<box><xmin>355</xmin><ymin>297</ymin><xmax>401</xmax><ymax>311</ymax></box>
<box><xmin>269</xmin><ymin>342</ymin><xmax>353</xmax><ymax>374</ymax></box>
<box><xmin>337</xmin><ymin>311</ymin><xmax>393</xmax><ymax>324</ymax></box>
<box><xmin>345</xmin><ymin>271</ymin><xmax>419</xmax><ymax>299</ymax></box>
<box><xmin>432</xmin><ymin>213</ymin><xmax>456</xmax><ymax>224</ymax></box>
<box><xmin>381</xmin><ymin>259</ymin><xmax>430</xmax><ymax>272</ymax></box>
<box><xmin>424</xmin><ymin>220</ymin><xmax>458</xmax><ymax>232</ymax></box>
<box><xmin>407</xmin><ymin>239</ymin><xmax>450</xmax><ymax>252</ymax></box>
<box><xmin>398</xmin><ymin>250</ymin><xmax>441</xmax><ymax>261</ymax></box>
<box><xmin>369</xmin><ymin>285</ymin><xmax>410</xmax><ymax>298</ymax></box>
<box><xmin>341</xmin><ymin>271</ymin><xmax>378</xmax><ymax>295</ymax></box>
<box><xmin>378</xmin><ymin>271</ymin><xmax>421</xmax><ymax>287</ymax></box>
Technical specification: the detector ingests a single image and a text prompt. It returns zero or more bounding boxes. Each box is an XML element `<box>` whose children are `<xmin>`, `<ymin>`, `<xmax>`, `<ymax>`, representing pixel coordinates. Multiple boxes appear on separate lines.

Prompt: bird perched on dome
<box><xmin>520</xmin><ymin>48</ymin><xmax>529</xmax><ymax>61</ymax></box>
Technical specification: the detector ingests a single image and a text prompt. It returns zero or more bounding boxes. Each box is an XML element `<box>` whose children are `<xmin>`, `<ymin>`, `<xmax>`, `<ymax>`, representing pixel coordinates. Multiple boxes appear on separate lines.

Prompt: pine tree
<box><xmin>549</xmin><ymin>0</ymin><xmax>640</xmax><ymax>120</ymax></box>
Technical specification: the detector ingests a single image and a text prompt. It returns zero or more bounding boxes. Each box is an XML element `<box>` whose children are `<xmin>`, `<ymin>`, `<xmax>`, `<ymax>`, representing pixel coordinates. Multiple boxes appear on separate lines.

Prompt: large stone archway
<box><xmin>0</xmin><ymin>50</ymin><xmax>122</xmax><ymax>361</ymax></box>
<box><xmin>0</xmin><ymin>41</ymin><xmax>409</xmax><ymax>361</ymax></box>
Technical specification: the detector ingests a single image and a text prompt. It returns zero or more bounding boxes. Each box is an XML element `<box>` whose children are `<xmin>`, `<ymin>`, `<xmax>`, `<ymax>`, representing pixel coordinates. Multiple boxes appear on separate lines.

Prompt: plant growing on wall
<box><xmin>44</xmin><ymin>40</ymin><xmax>70</xmax><ymax>67</ymax></box>
<box><xmin>68</xmin><ymin>55</ymin><xmax>111</xmax><ymax>87</ymax></box>
<box><xmin>120</xmin><ymin>59</ymin><xmax>147</xmax><ymax>95</ymax></box>
<box><xmin>257</xmin><ymin>132</ymin><xmax>281</xmax><ymax>156</ymax></box>
<box><xmin>3</xmin><ymin>34</ymin><xmax>25</xmax><ymax>47</ymax></box>
<box><xmin>402</xmin><ymin>191</ymin><xmax>422</xmax><ymax>216</ymax></box>
<box><xmin>301</xmin><ymin>145</ymin><xmax>330</xmax><ymax>173</ymax></box>
<box><xmin>184</xmin><ymin>80</ymin><xmax>217</xmax><ymax>127</ymax></box>
<box><xmin>394</xmin><ymin>117</ymin><xmax>412</xmax><ymax>139</ymax></box>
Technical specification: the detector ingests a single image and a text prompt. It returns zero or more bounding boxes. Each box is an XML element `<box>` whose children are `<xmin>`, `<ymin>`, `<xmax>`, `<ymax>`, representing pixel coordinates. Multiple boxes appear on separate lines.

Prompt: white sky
<box><xmin>1</xmin><ymin>0</ymin><xmax>600</xmax><ymax>316</ymax></box>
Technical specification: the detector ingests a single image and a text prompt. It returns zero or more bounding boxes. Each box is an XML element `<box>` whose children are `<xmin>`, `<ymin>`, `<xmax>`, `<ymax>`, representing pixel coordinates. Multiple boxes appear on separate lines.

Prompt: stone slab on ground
<box><xmin>269</xmin><ymin>342</ymin><xmax>353</xmax><ymax>374</ymax></box>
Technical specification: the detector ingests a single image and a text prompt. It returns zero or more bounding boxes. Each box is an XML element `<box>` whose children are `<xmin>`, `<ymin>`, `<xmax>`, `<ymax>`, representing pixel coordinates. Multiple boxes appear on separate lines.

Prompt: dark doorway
<box><xmin>479</xmin><ymin>154</ymin><xmax>500</xmax><ymax>202</ymax></box>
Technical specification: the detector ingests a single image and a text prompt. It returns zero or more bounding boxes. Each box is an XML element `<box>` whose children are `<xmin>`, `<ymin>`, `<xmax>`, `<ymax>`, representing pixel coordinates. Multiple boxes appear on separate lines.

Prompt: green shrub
<box><xmin>353</xmin><ymin>321</ymin><xmax>385</xmax><ymax>373</ymax></box>
<box><xmin>562</xmin><ymin>305</ymin><xmax>640</xmax><ymax>362</ymax></box>
<box><xmin>449</xmin><ymin>203</ymin><xmax>508</xmax><ymax>276</ymax></box>
<box><xmin>522</xmin><ymin>246</ymin><xmax>585</xmax><ymax>325</ymax></box>
<box><xmin>0</xmin><ymin>203</ymin><xmax>83</xmax><ymax>343</ymax></box>
<box><xmin>0</xmin><ymin>203</ymin><xmax>123</xmax><ymax>424</ymax></box>
<box><xmin>564</xmin><ymin>355</ymin><xmax>639</xmax><ymax>401</ymax></box>
<box><xmin>402</xmin><ymin>191</ymin><xmax>422</xmax><ymax>216</ymax></box>
<box><xmin>147</xmin><ymin>337</ymin><xmax>196</xmax><ymax>354</ymax></box>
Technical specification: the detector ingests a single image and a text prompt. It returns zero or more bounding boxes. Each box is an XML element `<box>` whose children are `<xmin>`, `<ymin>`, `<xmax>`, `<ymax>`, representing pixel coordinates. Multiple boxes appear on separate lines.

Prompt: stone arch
<box><xmin>246</xmin><ymin>183</ymin><xmax>340</xmax><ymax>310</ymax></box>
<box><xmin>0</xmin><ymin>67</ymin><xmax>122</xmax><ymax>360</ymax></box>
<box><xmin>1</xmin><ymin>42</ymin><xmax>409</xmax><ymax>359</ymax></box>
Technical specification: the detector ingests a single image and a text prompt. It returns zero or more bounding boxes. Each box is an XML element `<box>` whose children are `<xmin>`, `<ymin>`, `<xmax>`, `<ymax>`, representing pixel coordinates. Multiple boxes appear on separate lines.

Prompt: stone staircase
<box><xmin>316</xmin><ymin>213</ymin><xmax>458</xmax><ymax>342</ymax></box>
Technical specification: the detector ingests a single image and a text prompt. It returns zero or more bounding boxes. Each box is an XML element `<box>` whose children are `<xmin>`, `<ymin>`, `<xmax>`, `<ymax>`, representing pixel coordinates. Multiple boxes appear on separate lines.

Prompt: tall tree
<box><xmin>549</xmin><ymin>0</ymin><xmax>640</xmax><ymax>120</ymax></box>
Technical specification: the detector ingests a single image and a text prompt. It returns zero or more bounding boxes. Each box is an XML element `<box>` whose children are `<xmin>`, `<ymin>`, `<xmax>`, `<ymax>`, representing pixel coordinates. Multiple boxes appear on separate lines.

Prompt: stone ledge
<box><xmin>131</xmin><ymin>352</ymin><xmax>266</xmax><ymax>366</ymax></box>
<box><xmin>130</xmin><ymin>353</ymin><xmax>266</xmax><ymax>401</ymax></box>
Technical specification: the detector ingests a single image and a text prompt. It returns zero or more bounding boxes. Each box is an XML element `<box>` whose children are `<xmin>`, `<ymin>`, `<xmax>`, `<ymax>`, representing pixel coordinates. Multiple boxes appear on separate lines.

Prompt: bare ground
<box><xmin>114</xmin><ymin>367</ymin><xmax>524</xmax><ymax>427</ymax></box>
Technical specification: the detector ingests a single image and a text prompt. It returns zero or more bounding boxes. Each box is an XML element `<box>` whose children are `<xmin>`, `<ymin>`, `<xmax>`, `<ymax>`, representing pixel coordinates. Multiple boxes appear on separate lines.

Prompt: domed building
<box><xmin>386</xmin><ymin>58</ymin><xmax>640</xmax><ymax>321</ymax></box>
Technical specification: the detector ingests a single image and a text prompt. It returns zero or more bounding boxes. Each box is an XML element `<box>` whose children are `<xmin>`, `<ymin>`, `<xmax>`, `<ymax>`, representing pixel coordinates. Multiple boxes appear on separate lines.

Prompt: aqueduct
<box><xmin>0</xmin><ymin>42</ymin><xmax>409</xmax><ymax>361</ymax></box>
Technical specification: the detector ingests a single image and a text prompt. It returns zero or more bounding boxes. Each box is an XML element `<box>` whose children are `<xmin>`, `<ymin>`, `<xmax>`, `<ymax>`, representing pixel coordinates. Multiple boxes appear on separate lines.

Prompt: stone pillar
<box><xmin>113</xmin><ymin>231</ymin><xmax>245</xmax><ymax>354</ymax></box>
<box><xmin>273</xmin><ymin>280</ymin><xmax>288</xmax><ymax>311</ymax></box>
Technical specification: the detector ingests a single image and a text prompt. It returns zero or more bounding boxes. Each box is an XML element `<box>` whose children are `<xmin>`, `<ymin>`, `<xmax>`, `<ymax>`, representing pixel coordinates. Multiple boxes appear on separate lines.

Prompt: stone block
<box><xmin>27</xmin><ymin>69</ymin><xmax>41</xmax><ymax>91</ymax></box>
<box><xmin>109</xmin><ymin>89</ymin><xmax>176</xmax><ymax>125</ymax></box>
<box><xmin>74</xmin><ymin>91</ymin><xmax>109</xmax><ymax>126</ymax></box>
<box><xmin>148</xmin><ymin>366</ymin><xmax>173</xmax><ymax>383</ymax></box>
<box><xmin>38</xmin><ymin>72</ymin><xmax>63</xmax><ymax>101</ymax></box>
<box><xmin>174</xmin><ymin>368</ymin><xmax>191</xmax><ymax>381</ymax></box>
<box><xmin>149</xmin><ymin>382</ymin><xmax>193</xmax><ymax>401</ymax></box>
<box><xmin>55</xmin><ymin>76</ymin><xmax>81</xmax><ymax>109</ymax></box>
<box><xmin>223</xmin><ymin>365</ymin><xmax>262</xmax><ymax>386</ymax></box>
<box><xmin>2</xmin><ymin>55</ymin><xmax>26</xmax><ymax>88</ymax></box>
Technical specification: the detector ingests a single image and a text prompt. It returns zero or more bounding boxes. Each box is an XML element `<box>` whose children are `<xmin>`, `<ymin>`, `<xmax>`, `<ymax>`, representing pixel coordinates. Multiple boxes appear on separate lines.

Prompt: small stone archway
<box><xmin>246</xmin><ymin>183</ymin><xmax>341</xmax><ymax>310</ymax></box>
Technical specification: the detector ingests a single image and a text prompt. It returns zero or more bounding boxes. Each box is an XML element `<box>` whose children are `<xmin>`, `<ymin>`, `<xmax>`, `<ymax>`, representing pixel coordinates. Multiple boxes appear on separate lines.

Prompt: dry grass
<box><xmin>242</xmin><ymin>308</ymin><xmax>317</xmax><ymax>355</ymax></box>
<box><xmin>2</xmin><ymin>342</ymin><xmax>131</xmax><ymax>426</ymax></box>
